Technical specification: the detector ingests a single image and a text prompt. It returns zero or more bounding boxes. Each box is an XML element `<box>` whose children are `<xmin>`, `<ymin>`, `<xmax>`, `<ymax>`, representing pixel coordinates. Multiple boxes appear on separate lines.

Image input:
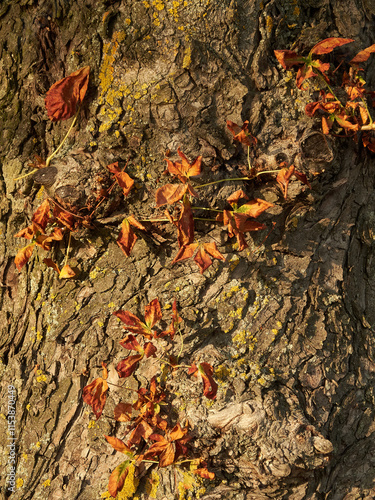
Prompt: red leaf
<box><xmin>176</xmin><ymin>198</ymin><xmax>195</xmax><ymax>248</ymax></box>
<box><xmin>144</xmin><ymin>342</ymin><xmax>158</xmax><ymax>358</ymax></box>
<box><xmin>198</xmin><ymin>363</ymin><xmax>218</xmax><ymax>399</ymax></box>
<box><xmin>350</xmin><ymin>44</ymin><xmax>375</xmax><ymax>65</ymax></box>
<box><xmin>127</xmin><ymin>420</ymin><xmax>154</xmax><ymax>446</ymax></box>
<box><xmin>155</xmin><ymin>183</ymin><xmax>188</xmax><ymax>207</ymax></box>
<box><xmin>165</xmin><ymin>148</ymin><xmax>202</xmax><ymax>183</ymax></box>
<box><xmin>310</xmin><ymin>37</ymin><xmax>354</xmax><ymax>55</ymax></box>
<box><xmin>15</xmin><ymin>244</ymin><xmax>35</xmax><ymax>271</ymax></box>
<box><xmin>226</xmin><ymin>120</ymin><xmax>257</xmax><ymax>147</ymax></box>
<box><xmin>45</xmin><ymin>66</ymin><xmax>90</xmax><ymax>121</ymax></box>
<box><xmin>14</xmin><ymin>224</ymin><xmax>38</xmax><ymax>240</ymax></box>
<box><xmin>274</xmin><ymin>49</ymin><xmax>304</xmax><ymax>69</ymax></box>
<box><xmin>82</xmin><ymin>364</ymin><xmax>109</xmax><ymax>419</ymax></box>
<box><xmin>156</xmin><ymin>300</ymin><xmax>182</xmax><ymax>339</ymax></box>
<box><xmin>108</xmin><ymin>460</ymin><xmax>131</xmax><ymax>498</ymax></box>
<box><xmin>116</xmin><ymin>354</ymin><xmax>143</xmax><ymax>378</ymax></box>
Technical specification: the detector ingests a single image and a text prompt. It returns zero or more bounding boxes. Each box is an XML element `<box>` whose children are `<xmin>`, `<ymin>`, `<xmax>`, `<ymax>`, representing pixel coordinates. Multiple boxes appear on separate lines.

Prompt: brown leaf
<box><xmin>43</xmin><ymin>258</ymin><xmax>61</xmax><ymax>274</ymax></box>
<box><xmin>114</xmin><ymin>403</ymin><xmax>133</xmax><ymax>422</ymax></box>
<box><xmin>45</xmin><ymin>66</ymin><xmax>90</xmax><ymax>121</ymax></box>
<box><xmin>31</xmin><ymin>199</ymin><xmax>51</xmax><ymax>232</ymax></box>
<box><xmin>144</xmin><ymin>298</ymin><xmax>162</xmax><ymax>330</ymax></box>
<box><xmin>198</xmin><ymin>362</ymin><xmax>218</xmax><ymax>399</ymax></box>
<box><xmin>171</xmin><ymin>243</ymin><xmax>198</xmax><ymax>265</ymax></box>
<box><xmin>108</xmin><ymin>460</ymin><xmax>131</xmax><ymax>498</ymax></box>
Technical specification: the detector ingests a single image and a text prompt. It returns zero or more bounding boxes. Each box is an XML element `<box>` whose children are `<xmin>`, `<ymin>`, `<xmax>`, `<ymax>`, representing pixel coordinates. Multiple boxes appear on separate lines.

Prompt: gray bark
<box><xmin>1</xmin><ymin>0</ymin><xmax>375</xmax><ymax>499</ymax></box>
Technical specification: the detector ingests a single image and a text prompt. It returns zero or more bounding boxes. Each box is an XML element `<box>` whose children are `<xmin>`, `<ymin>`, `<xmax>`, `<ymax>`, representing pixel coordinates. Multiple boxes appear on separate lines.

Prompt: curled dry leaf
<box><xmin>114</xmin><ymin>402</ymin><xmax>133</xmax><ymax>422</ymax></box>
<box><xmin>15</xmin><ymin>244</ymin><xmax>35</xmax><ymax>271</ymax></box>
<box><xmin>107</xmin><ymin>162</ymin><xmax>134</xmax><ymax>197</ymax></box>
<box><xmin>116</xmin><ymin>216</ymin><xmax>146</xmax><ymax>257</ymax></box>
<box><xmin>226</xmin><ymin>120</ymin><xmax>257</xmax><ymax>147</ymax></box>
<box><xmin>45</xmin><ymin>66</ymin><xmax>90</xmax><ymax>121</ymax></box>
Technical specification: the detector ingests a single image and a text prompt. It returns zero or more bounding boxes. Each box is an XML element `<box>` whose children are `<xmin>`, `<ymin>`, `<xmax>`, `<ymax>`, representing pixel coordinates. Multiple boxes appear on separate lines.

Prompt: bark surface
<box><xmin>1</xmin><ymin>0</ymin><xmax>375</xmax><ymax>499</ymax></box>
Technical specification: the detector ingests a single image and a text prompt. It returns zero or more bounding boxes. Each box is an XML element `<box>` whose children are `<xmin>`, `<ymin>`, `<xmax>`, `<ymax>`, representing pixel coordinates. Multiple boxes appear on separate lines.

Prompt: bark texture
<box><xmin>1</xmin><ymin>0</ymin><xmax>375</xmax><ymax>499</ymax></box>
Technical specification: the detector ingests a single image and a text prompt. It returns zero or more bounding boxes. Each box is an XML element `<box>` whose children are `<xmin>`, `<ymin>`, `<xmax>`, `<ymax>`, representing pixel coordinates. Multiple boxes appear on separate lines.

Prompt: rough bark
<box><xmin>1</xmin><ymin>0</ymin><xmax>375</xmax><ymax>499</ymax></box>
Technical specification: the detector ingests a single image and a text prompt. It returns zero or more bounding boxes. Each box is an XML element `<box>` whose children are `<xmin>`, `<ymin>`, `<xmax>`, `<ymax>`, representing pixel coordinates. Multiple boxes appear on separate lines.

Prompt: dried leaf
<box><xmin>15</xmin><ymin>244</ymin><xmax>35</xmax><ymax>271</ymax></box>
<box><xmin>45</xmin><ymin>66</ymin><xmax>90</xmax><ymax>121</ymax></box>
<box><xmin>117</xmin><ymin>218</ymin><xmax>138</xmax><ymax>257</ymax></box>
<box><xmin>105</xmin><ymin>435</ymin><xmax>133</xmax><ymax>455</ymax></box>
<box><xmin>108</xmin><ymin>460</ymin><xmax>131</xmax><ymax>498</ymax></box>
<box><xmin>194</xmin><ymin>468</ymin><xmax>215</xmax><ymax>480</ymax></box>
<box><xmin>119</xmin><ymin>334</ymin><xmax>143</xmax><ymax>352</ymax></box>
<box><xmin>144</xmin><ymin>298</ymin><xmax>162</xmax><ymax>329</ymax></box>
<box><xmin>350</xmin><ymin>44</ymin><xmax>375</xmax><ymax>65</ymax></box>
<box><xmin>114</xmin><ymin>403</ymin><xmax>133</xmax><ymax>422</ymax></box>
<box><xmin>194</xmin><ymin>242</ymin><xmax>225</xmax><ymax>274</ymax></box>
<box><xmin>43</xmin><ymin>258</ymin><xmax>61</xmax><ymax>274</ymax></box>
<box><xmin>116</xmin><ymin>354</ymin><xmax>143</xmax><ymax>378</ymax></box>
<box><xmin>59</xmin><ymin>264</ymin><xmax>76</xmax><ymax>279</ymax></box>
<box><xmin>198</xmin><ymin>363</ymin><xmax>218</xmax><ymax>399</ymax></box>
<box><xmin>155</xmin><ymin>183</ymin><xmax>188</xmax><ymax>207</ymax></box>
<box><xmin>165</xmin><ymin>148</ymin><xmax>202</xmax><ymax>183</ymax></box>
<box><xmin>274</xmin><ymin>49</ymin><xmax>304</xmax><ymax>69</ymax></box>
<box><xmin>310</xmin><ymin>37</ymin><xmax>354</xmax><ymax>55</ymax></box>
<box><xmin>107</xmin><ymin>162</ymin><xmax>134</xmax><ymax>197</ymax></box>
<box><xmin>226</xmin><ymin>120</ymin><xmax>257</xmax><ymax>147</ymax></box>
<box><xmin>82</xmin><ymin>364</ymin><xmax>109</xmax><ymax>419</ymax></box>
<box><xmin>31</xmin><ymin>199</ymin><xmax>51</xmax><ymax>232</ymax></box>
<box><xmin>171</xmin><ymin>243</ymin><xmax>198</xmax><ymax>265</ymax></box>
<box><xmin>234</xmin><ymin>198</ymin><xmax>274</xmax><ymax>218</ymax></box>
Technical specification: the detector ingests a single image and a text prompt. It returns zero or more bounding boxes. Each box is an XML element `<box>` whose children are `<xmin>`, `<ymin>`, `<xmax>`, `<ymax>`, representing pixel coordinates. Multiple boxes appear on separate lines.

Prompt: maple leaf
<box><xmin>114</xmin><ymin>298</ymin><xmax>162</xmax><ymax>339</ymax></box>
<box><xmin>116</xmin><ymin>216</ymin><xmax>146</xmax><ymax>257</ymax></box>
<box><xmin>107</xmin><ymin>162</ymin><xmax>135</xmax><ymax>197</ymax></box>
<box><xmin>45</xmin><ymin>66</ymin><xmax>90</xmax><ymax>121</ymax></box>
<box><xmin>82</xmin><ymin>362</ymin><xmax>109</xmax><ymax>419</ymax></box>
<box><xmin>108</xmin><ymin>460</ymin><xmax>132</xmax><ymax>498</ymax></box>
<box><xmin>165</xmin><ymin>148</ymin><xmax>202</xmax><ymax>184</ymax></box>
<box><xmin>188</xmin><ymin>362</ymin><xmax>218</xmax><ymax>399</ymax></box>
<box><xmin>15</xmin><ymin>244</ymin><xmax>35</xmax><ymax>271</ymax></box>
<box><xmin>226</xmin><ymin>120</ymin><xmax>257</xmax><ymax>147</ymax></box>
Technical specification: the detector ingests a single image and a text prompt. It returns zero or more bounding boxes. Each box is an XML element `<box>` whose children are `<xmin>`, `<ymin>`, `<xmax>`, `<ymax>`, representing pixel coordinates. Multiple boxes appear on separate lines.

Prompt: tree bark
<box><xmin>1</xmin><ymin>0</ymin><xmax>375</xmax><ymax>499</ymax></box>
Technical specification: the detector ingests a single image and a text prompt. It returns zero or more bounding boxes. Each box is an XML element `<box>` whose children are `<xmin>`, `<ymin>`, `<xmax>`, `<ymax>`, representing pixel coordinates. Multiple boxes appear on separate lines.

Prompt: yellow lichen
<box><xmin>266</xmin><ymin>15</ymin><xmax>273</xmax><ymax>32</ymax></box>
<box><xmin>117</xmin><ymin>463</ymin><xmax>139</xmax><ymax>499</ymax></box>
<box><xmin>16</xmin><ymin>478</ymin><xmax>23</xmax><ymax>488</ymax></box>
<box><xmin>145</xmin><ymin>469</ymin><xmax>160</xmax><ymax>498</ymax></box>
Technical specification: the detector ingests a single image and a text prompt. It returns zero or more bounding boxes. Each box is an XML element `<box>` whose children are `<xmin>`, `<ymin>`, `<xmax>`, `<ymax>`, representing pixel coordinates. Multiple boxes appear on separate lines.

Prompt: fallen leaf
<box><xmin>82</xmin><ymin>362</ymin><xmax>109</xmax><ymax>419</ymax></box>
<box><xmin>15</xmin><ymin>244</ymin><xmax>35</xmax><ymax>271</ymax></box>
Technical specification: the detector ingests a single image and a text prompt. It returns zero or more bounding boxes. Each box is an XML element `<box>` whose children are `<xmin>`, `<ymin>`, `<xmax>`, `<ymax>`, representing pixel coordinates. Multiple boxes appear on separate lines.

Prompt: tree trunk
<box><xmin>1</xmin><ymin>0</ymin><xmax>375</xmax><ymax>499</ymax></box>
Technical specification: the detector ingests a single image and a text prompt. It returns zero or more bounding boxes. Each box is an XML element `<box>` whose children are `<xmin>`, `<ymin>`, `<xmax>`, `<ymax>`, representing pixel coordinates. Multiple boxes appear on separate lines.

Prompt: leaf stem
<box><xmin>14</xmin><ymin>169</ymin><xmax>39</xmax><ymax>181</ymax></box>
<box><xmin>194</xmin><ymin>169</ymin><xmax>282</xmax><ymax>190</ymax></box>
<box><xmin>46</xmin><ymin>113</ymin><xmax>78</xmax><ymax>167</ymax></box>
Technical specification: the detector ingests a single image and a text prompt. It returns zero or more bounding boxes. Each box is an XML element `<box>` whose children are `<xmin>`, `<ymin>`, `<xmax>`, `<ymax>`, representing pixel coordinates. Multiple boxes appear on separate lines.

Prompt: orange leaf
<box><xmin>175</xmin><ymin>198</ymin><xmax>195</xmax><ymax>248</ymax></box>
<box><xmin>234</xmin><ymin>198</ymin><xmax>273</xmax><ymax>218</ymax></box>
<box><xmin>107</xmin><ymin>162</ymin><xmax>134</xmax><ymax>197</ymax></box>
<box><xmin>171</xmin><ymin>243</ymin><xmax>198</xmax><ymax>265</ymax></box>
<box><xmin>226</xmin><ymin>120</ymin><xmax>257</xmax><ymax>147</ymax></box>
<box><xmin>108</xmin><ymin>460</ymin><xmax>131</xmax><ymax>498</ymax></box>
<box><xmin>156</xmin><ymin>300</ymin><xmax>182</xmax><ymax>339</ymax></box>
<box><xmin>82</xmin><ymin>370</ymin><xmax>109</xmax><ymax>419</ymax></box>
<box><xmin>276</xmin><ymin>166</ymin><xmax>295</xmax><ymax>198</ymax></box>
<box><xmin>31</xmin><ymin>199</ymin><xmax>51</xmax><ymax>232</ymax></box>
<box><xmin>127</xmin><ymin>420</ymin><xmax>154</xmax><ymax>446</ymax></box>
<box><xmin>144</xmin><ymin>298</ymin><xmax>162</xmax><ymax>329</ymax></box>
<box><xmin>15</xmin><ymin>244</ymin><xmax>35</xmax><ymax>271</ymax></box>
<box><xmin>274</xmin><ymin>49</ymin><xmax>304</xmax><ymax>69</ymax></box>
<box><xmin>59</xmin><ymin>264</ymin><xmax>76</xmax><ymax>279</ymax></box>
<box><xmin>350</xmin><ymin>44</ymin><xmax>375</xmax><ymax>65</ymax></box>
<box><xmin>194</xmin><ymin>468</ymin><xmax>215</xmax><ymax>480</ymax></box>
<box><xmin>105</xmin><ymin>435</ymin><xmax>133</xmax><ymax>455</ymax></box>
<box><xmin>155</xmin><ymin>183</ymin><xmax>188</xmax><ymax>207</ymax></box>
<box><xmin>119</xmin><ymin>334</ymin><xmax>143</xmax><ymax>352</ymax></box>
<box><xmin>14</xmin><ymin>223</ymin><xmax>38</xmax><ymax>240</ymax></box>
<box><xmin>45</xmin><ymin>66</ymin><xmax>90</xmax><ymax>121</ymax></box>
<box><xmin>117</xmin><ymin>218</ymin><xmax>138</xmax><ymax>257</ymax></box>
<box><xmin>35</xmin><ymin>227</ymin><xmax>64</xmax><ymax>251</ymax></box>
<box><xmin>310</xmin><ymin>37</ymin><xmax>354</xmax><ymax>55</ymax></box>
<box><xmin>43</xmin><ymin>258</ymin><xmax>61</xmax><ymax>274</ymax></box>
<box><xmin>194</xmin><ymin>242</ymin><xmax>225</xmax><ymax>274</ymax></box>
<box><xmin>165</xmin><ymin>149</ymin><xmax>202</xmax><ymax>183</ymax></box>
